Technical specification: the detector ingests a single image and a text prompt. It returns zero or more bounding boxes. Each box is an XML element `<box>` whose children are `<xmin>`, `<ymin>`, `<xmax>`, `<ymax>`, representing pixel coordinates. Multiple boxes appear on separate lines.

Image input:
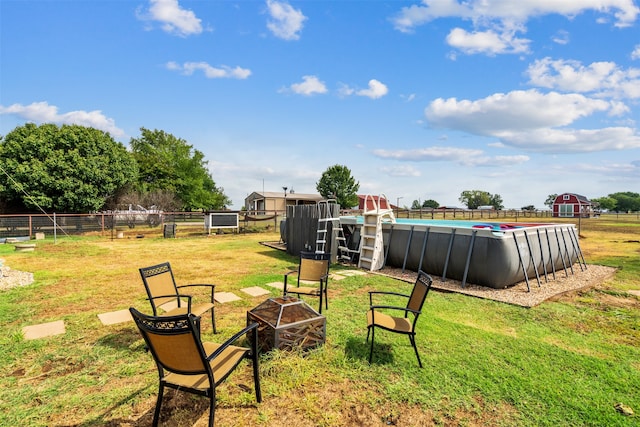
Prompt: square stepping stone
<box><xmin>215</xmin><ymin>292</ymin><xmax>241</xmax><ymax>303</ymax></box>
<box><xmin>158</xmin><ymin>300</ymin><xmax>178</xmax><ymax>312</ymax></box>
<box><xmin>330</xmin><ymin>273</ymin><xmax>346</xmax><ymax>280</ymax></box>
<box><xmin>628</xmin><ymin>290</ymin><xmax>640</xmax><ymax>297</ymax></box>
<box><xmin>241</xmin><ymin>286</ymin><xmax>271</xmax><ymax>297</ymax></box>
<box><xmin>23</xmin><ymin>320</ymin><xmax>65</xmax><ymax>340</ymax></box>
<box><xmin>265</xmin><ymin>282</ymin><xmax>284</xmax><ymax>290</ymax></box>
<box><xmin>339</xmin><ymin>270</ymin><xmax>367</xmax><ymax>276</ymax></box>
<box><xmin>98</xmin><ymin>309</ymin><xmax>132</xmax><ymax>325</ymax></box>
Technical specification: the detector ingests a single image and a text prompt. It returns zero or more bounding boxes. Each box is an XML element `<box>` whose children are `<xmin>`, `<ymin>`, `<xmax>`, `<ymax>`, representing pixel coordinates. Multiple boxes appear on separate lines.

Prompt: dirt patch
<box><xmin>377</xmin><ymin>264</ymin><xmax>618</xmax><ymax>307</ymax></box>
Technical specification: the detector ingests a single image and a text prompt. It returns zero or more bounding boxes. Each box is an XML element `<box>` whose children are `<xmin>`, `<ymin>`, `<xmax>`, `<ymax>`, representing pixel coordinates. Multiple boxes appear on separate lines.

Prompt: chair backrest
<box><xmin>407</xmin><ymin>270</ymin><xmax>433</xmax><ymax>313</ymax></box>
<box><xmin>129</xmin><ymin>307</ymin><xmax>209</xmax><ymax>376</ymax></box>
<box><xmin>298</xmin><ymin>251</ymin><xmax>330</xmax><ymax>282</ymax></box>
<box><xmin>139</xmin><ymin>262</ymin><xmax>179</xmax><ymax>311</ymax></box>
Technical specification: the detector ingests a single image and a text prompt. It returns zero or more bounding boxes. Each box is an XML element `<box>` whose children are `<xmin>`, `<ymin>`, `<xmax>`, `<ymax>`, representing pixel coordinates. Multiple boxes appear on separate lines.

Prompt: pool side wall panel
<box><xmin>381</xmin><ymin>224</ymin><xmax>579</xmax><ymax>289</ymax></box>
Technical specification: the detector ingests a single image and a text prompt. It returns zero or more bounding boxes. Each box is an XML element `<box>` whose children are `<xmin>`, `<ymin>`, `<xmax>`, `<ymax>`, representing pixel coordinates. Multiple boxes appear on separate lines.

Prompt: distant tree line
<box><xmin>0</xmin><ymin>123</ymin><xmax>229</xmax><ymax>213</ymax></box>
<box><xmin>407</xmin><ymin>191</ymin><xmax>640</xmax><ymax>212</ymax></box>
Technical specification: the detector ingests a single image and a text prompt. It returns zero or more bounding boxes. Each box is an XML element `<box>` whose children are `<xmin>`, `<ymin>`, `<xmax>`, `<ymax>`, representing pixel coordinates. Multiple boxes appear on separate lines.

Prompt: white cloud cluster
<box><xmin>373</xmin><ymin>146</ymin><xmax>529</xmax><ymax>166</ymax></box>
<box><xmin>424</xmin><ymin>89</ymin><xmax>640</xmax><ymax>153</ymax></box>
<box><xmin>139</xmin><ymin>0</ymin><xmax>203</xmax><ymax>37</ymax></box>
<box><xmin>266</xmin><ymin>0</ymin><xmax>307</xmax><ymax>40</ymax></box>
<box><xmin>284</xmin><ymin>75</ymin><xmax>328</xmax><ymax>96</ymax></box>
<box><xmin>0</xmin><ymin>102</ymin><xmax>125</xmax><ymax>138</ymax></box>
<box><xmin>284</xmin><ymin>77</ymin><xmax>389</xmax><ymax>99</ymax></box>
<box><xmin>391</xmin><ymin>0</ymin><xmax>639</xmax><ymax>55</ymax></box>
<box><xmin>339</xmin><ymin>79</ymin><xmax>389</xmax><ymax>99</ymax></box>
<box><xmin>526</xmin><ymin>57</ymin><xmax>640</xmax><ymax>99</ymax></box>
<box><xmin>166</xmin><ymin>61</ymin><xmax>251</xmax><ymax>79</ymax></box>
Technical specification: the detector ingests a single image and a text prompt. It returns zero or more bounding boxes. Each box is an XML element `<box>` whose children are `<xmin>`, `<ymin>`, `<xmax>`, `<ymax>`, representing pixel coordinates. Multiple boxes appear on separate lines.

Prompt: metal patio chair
<box><xmin>139</xmin><ymin>261</ymin><xmax>216</xmax><ymax>333</ymax></box>
<box><xmin>366</xmin><ymin>270</ymin><xmax>433</xmax><ymax>367</ymax></box>
<box><xmin>283</xmin><ymin>251</ymin><xmax>331</xmax><ymax>314</ymax></box>
<box><xmin>129</xmin><ymin>308</ymin><xmax>261</xmax><ymax>427</ymax></box>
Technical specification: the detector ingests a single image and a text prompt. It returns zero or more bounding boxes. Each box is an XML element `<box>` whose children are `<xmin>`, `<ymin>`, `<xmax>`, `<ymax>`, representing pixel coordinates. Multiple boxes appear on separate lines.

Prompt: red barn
<box><xmin>552</xmin><ymin>193</ymin><xmax>593</xmax><ymax>218</ymax></box>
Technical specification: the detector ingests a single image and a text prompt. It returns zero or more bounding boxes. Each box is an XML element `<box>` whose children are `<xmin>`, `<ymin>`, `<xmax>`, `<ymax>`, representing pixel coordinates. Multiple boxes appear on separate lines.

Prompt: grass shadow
<box><xmin>344</xmin><ymin>336</ymin><xmax>395</xmax><ymax>366</ymax></box>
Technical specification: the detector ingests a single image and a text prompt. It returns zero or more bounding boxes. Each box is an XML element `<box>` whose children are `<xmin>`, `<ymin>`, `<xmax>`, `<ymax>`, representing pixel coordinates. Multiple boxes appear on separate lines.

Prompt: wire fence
<box><xmin>0</xmin><ymin>211</ymin><xmax>284</xmax><ymax>241</ymax></box>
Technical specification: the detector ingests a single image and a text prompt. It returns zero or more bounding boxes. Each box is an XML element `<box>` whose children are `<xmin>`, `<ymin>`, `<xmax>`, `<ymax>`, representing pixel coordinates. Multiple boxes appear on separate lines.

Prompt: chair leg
<box><xmin>253</xmin><ymin>353</ymin><xmax>262</xmax><ymax>403</ymax></box>
<box><xmin>211</xmin><ymin>308</ymin><xmax>217</xmax><ymax>334</ymax></box>
<box><xmin>409</xmin><ymin>334</ymin><xmax>423</xmax><ymax>368</ymax></box>
<box><xmin>152</xmin><ymin>384</ymin><xmax>165</xmax><ymax>427</ymax></box>
<box><xmin>250</xmin><ymin>324</ymin><xmax>262</xmax><ymax>403</ymax></box>
<box><xmin>208</xmin><ymin>392</ymin><xmax>215</xmax><ymax>427</ymax></box>
<box><xmin>368</xmin><ymin>327</ymin><xmax>375</xmax><ymax>363</ymax></box>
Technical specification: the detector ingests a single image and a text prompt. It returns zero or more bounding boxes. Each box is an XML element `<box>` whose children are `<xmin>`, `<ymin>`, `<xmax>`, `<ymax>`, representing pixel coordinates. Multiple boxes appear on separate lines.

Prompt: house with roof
<box><xmin>244</xmin><ymin>190</ymin><xmax>324</xmax><ymax>214</ymax></box>
<box><xmin>552</xmin><ymin>193</ymin><xmax>594</xmax><ymax>218</ymax></box>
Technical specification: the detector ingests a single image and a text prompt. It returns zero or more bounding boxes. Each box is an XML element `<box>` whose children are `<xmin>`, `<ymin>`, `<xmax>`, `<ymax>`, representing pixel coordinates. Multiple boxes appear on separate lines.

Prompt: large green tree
<box><xmin>607</xmin><ymin>191</ymin><xmax>640</xmax><ymax>212</ymax></box>
<box><xmin>590</xmin><ymin>196</ymin><xmax>616</xmax><ymax>212</ymax></box>
<box><xmin>422</xmin><ymin>199</ymin><xmax>439</xmax><ymax>209</ymax></box>
<box><xmin>316</xmin><ymin>164</ymin><xmax>359</xmax><ymax>209</ymax></box>
<box><xmin>459</xmin><ymin>190</ymin><xmax>503</xmax><ymax>210</ymax></box>
<box><xmin>130</xmin><ymin>128</ymin><xmax>229</xmax><ymax>210</ymax></box>
<box><xmin>0</xmin><ymin>123</ymin><xmax>137</xmax><ymax>213</ymax></box>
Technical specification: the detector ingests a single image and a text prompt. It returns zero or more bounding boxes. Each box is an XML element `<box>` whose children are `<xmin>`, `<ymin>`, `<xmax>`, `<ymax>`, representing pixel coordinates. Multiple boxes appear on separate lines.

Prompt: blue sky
<box><xmin>1</xmin><ymin>0</ymin><xmax>639</xmax><ymax>210</ymax></box>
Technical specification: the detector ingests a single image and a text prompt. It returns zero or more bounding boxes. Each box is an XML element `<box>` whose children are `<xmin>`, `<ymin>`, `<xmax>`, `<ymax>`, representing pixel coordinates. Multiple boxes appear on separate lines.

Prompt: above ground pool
<box><xmin>341</xmin><ymin>217</ymin><xmax>585</xmax><ymax>289</ymax></box>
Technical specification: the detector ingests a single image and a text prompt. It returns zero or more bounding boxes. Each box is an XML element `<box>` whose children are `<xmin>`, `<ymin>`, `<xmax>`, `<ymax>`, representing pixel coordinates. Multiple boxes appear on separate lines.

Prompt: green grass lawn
<box><xmin>0</xmin><ymin>217</ymin><xmax>639</xmax><ymax>426</ymax></box>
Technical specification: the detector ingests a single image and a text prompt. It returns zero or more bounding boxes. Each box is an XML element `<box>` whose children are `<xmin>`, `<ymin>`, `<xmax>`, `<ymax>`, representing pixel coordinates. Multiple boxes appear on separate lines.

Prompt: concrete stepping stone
<box><xmin>23</xmin><ymin>320</ymin><xmax>65</xmax><ymax>340</ymax></box>
<box><xmin>330</xmin><ymin>273</ymin><xmax>346</xmax><ymax>280</ymax></box>
<box><xmin>158</xmin><ymin>300</ymin><xmax>178</xmax><ymax>312</ymax></box>
<box><xmin>241</xmin><ymin>286</ymin><xmax>271</xmax><ymax>297</ymax></box>
<box><xmin>214</xmin><ymin>292</ymin><xmax>241</xmax><ymax>303</ymax></box>
<box><xmin>265</xmin><ymin>282</ymin><xmax>284</xmax><ymax>290</ymax></box>
<box><xmin>628</xmin><ymin>290</ymin><xmax>640</xmax><ymax>297</ymax></box>
<box><xmin>98</xmin><ymin>309</ymin><xmax>132</xmax><ymax>325</ymax></box>
<box><xmin>338</xmin><ymin>270</ymin><xmax>367</xmax><ymax>276</ymax></box>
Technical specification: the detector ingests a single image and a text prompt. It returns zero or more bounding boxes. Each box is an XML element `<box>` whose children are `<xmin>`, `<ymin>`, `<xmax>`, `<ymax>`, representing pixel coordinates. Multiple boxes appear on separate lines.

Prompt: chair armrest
<box><xmin>206</xmin><ymin>322</ymin><xmax>259</xmax><ymax>361</ymax></box>
<box><xmin>368</xmin><ymin>290</ymin><xmax>410</xmax><ymax>305</ymax></box>
<box><xmin>369</xmin><ymin>304</ymin><xmax>421</xmax><ymax>316</ymax></box>
<box><xmin>149</xmin><ymin>294</ymin><xmax>192</xmax><ymax>311</ymax></box>
<box><xmin>283</xmin><ymin>270</ymin><xmax>299</xmax><ymax>293</ymax></box>
<box><xmin>176</xmin><ymin>283</ymin><xmax>215</xmax><ymax>303</ymax></box>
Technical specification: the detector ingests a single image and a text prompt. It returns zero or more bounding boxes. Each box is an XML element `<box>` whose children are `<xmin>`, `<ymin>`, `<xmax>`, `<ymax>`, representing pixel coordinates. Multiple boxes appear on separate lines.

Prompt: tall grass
<box><xmin>0</xmin><ymin>216</ymin><xmax>639</xmax><ymax>426</ymax></box>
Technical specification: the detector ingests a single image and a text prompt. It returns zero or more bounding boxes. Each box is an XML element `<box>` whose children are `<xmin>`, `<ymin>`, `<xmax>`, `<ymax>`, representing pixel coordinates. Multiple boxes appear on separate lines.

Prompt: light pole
<box><xmin>396</xmin><ymin>196</ymin><xmax>403</xmax><ymax>217</ymax></box>
<box><xmin>282</xmin><ymin>186</ymin><xmax>288</xmax><ymax>218</ymax></box>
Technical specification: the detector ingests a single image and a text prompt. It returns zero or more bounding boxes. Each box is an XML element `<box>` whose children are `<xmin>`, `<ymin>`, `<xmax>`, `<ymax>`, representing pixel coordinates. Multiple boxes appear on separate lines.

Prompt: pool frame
<box><xmin>341</xmin><ymin>218</ymin><xmax>586</xmax><ymax>289</ymax></box>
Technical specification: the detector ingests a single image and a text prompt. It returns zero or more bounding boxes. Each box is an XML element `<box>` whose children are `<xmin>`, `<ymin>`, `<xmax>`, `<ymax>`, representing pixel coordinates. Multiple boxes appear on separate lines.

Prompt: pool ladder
<box><xmin>315</xmin><ymin>200</ymin><xmax>353</xmax><ymax>262</ymax></box>
<box><xmin>358</xmin><ymin>194</ymin><xmax>395</xmax><ymax>271</ymax></box>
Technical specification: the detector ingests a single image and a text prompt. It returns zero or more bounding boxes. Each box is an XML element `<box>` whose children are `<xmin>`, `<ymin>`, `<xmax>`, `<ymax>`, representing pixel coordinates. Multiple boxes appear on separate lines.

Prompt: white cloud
<box><xmin>266</xmin><ymin>0</ymin><xmax>307</xmax><ymax>40</ymax></box>
<box><xmin>356</xmin><ymin>79</ymin><xmax>389</xmax><ymax>99</ymax></box>
<box><xmin>633</xmin><ymin>44</ymin><xmax>640</xmax><ymax>60</ymax></box>
<box><xmin>339</xmin><ymin>80</ymin><xmax>389</xmax><ymax>99</ymax></box>
<box><xmin>0</xmin><ymin>102</ymin><xmax>125</xmax><ymax>138</ymax></box>
<box><xmin>166</xmin><ymin>61</ymin><xmax>251</xmax><ymax>79</ymax></box>
<box><xmin>379</xmin><ymin>165</ymin><xmax>422</xmax><ymax>177</ymax></box>
<box><xmin>446</xmin><ymin>26</ymin><xmax>530</xmax><ymax>55</ymax></box>
<box><xmin>286</xmin><ymin>75</ymin><xmax>328</xmax><ymax>96</ymax></box>
<box><xmin>497</xmin><ymin>127</ymin><xmax>640</xmax><ymax>153</ymax></box>
<box><xmin>372</xmin><ymin>146</ymin><xmax>529</xmax><ymax>166</ymax></box>
<box><xmin>426</xmin><ymin>89</ymin><xmax>612</xmax><ymax>134</ymax></box>
<box><xmin>139</xmin><ymin>0</ymin><xmax>203</xmax><ymax>37</ymax></box>
<box><xmin>373</xmin><ymin>146</ymin><xmax>483</xmax><ymax>161</ymax></box>
<box><xmin>391</xmin><ymin>0</ymin><xmax>639</xmax><ymax>32</ymax></box>
<box><xmin>425</xmin><ymin>89</ymin><xmax>640</xmax><ymax>153</ymax></box>
<box><xmin>391</xmin><ymin>1</ymin><xmax>639</xmax><ymax>56</ymax></box>
<box><xmin>526</xmin><ymin>57</ymin><xmax>640</xmax><ymax>99</ymax></box>
<box><xmin>551</xmin><ymin>30</ymin><xmax>570</xmax><ymax>45</ymax></box>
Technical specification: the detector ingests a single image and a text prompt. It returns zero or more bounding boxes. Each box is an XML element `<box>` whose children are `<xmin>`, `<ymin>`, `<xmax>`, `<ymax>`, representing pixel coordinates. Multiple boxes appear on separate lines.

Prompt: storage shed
<box><xmin>552</xmin><ymin>193</ymin><xmax>593</xmax><ymax>218</ymax></box>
